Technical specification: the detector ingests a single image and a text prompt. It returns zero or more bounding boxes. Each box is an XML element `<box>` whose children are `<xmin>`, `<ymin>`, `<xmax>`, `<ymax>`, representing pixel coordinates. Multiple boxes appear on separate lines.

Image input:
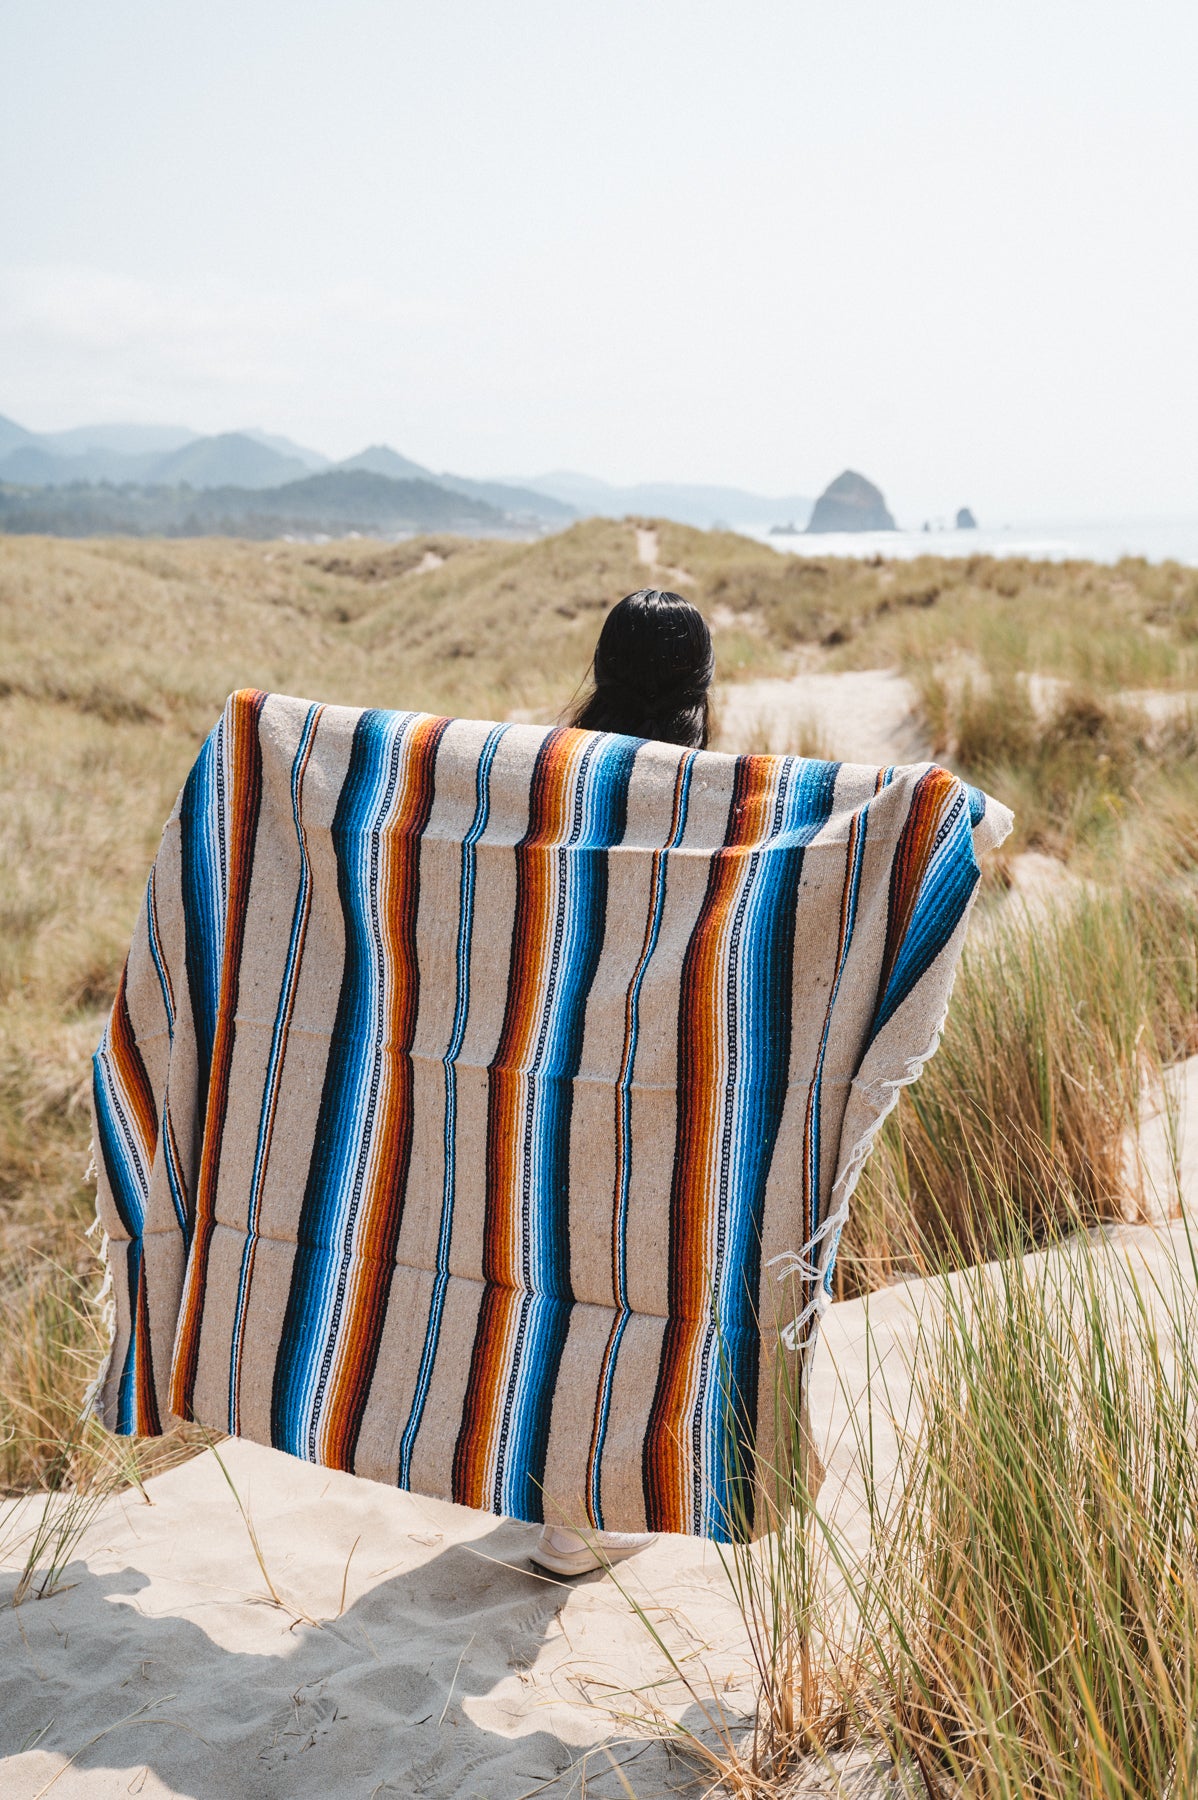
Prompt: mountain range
<box><xmin>0</xmin><ymin>412</ymin><xmax>813</xmax><ymax>536</ymax></box>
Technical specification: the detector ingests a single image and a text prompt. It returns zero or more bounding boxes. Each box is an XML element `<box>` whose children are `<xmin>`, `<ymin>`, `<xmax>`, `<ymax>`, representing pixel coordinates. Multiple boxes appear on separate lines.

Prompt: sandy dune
<box><xmin>7</xmin><ymin>1195</ymin><xmax>1197</xmax><ymax>1797</ymax></box>
<box><xmin>0</xmin><ymin>1434</ymin><xmax>887</xmax><ymax>1798</ymax></box>
<box><xmin>2</xmin><ymin>1445</ymin><xmax>736</xmax><ymax>1798</ymax></box>
<box><xmin>7</xmin><ymin>1215</ymin><xmax>1195</xmax><ymax>1795</ymax></box>
<box><xmin>715</xmin><ymin>669</ymin><xmax>929</xmax><ymax>767</ymax></box>
<box><xmin>1128</xmin><ymin>1052</ymin><xmax>1198</xmax><ymax>1221</ymax></box>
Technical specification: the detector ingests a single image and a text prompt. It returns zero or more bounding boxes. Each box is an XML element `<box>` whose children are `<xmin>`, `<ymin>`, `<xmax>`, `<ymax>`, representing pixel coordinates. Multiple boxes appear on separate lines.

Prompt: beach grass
<box><xmin>2</xmin><ymin>524</ymin><xmax>1195</xmax><ymax>1489</ymax></box>
<box><xmin>837</xmin><ymin>879</ymin><xmax>1198</xmax><ymax>1296</ymax></box>
<box><xmin>856</xmin><ymin>1214</ymin><xmax>1198</xmax><ymax>1798</ymax></box>
<box><xmin>2</xmin><ymin>524</ymin><xmax>1196</xmax><ymax>1800</ymax></box>
<box><xmin>624</xmin><ymin>1203</ymin><xmax>1198</xmax><ymax>1798</ymax></box>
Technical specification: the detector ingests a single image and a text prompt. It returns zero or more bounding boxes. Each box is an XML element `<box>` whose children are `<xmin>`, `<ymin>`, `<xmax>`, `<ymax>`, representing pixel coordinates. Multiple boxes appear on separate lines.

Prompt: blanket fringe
<box><xmin>768</xmin><ymin>966</ymin><xmax>964</xmax><ymax>1356</ymax></box>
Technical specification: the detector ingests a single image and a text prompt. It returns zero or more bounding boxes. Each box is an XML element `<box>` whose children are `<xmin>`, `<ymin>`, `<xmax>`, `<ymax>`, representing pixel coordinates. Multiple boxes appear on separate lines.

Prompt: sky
<box><xmin>1</xmin><ymin>0</ymin><xmax>1196</xmax><ymax>524</ymax></box>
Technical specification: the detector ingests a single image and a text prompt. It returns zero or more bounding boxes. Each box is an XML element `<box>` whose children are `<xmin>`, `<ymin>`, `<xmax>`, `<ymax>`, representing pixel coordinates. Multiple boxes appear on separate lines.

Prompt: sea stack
<box><xmin>956</xmin><ymin>506</ymin><xmax>978</xmax><ymax>529</ymax></box>
<box><xmin>806</xmin><ymin>470</ymin><xmax>895</xmax><ymax>533</ymax></box>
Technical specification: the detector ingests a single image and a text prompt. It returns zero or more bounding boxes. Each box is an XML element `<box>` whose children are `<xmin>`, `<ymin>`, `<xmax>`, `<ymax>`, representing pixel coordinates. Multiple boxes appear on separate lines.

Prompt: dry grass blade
<box><xmin>31</xmin><ymin>1694</ymin><xmax>181</xmax><ymax>1798</ymax></box>
<box><xmin>337</xmin><ymin>1532</ymin><xmax>361</xmax><ymax>1618</ymax></box>
<box><xmin>201</xmin><ymin>1433</ymin><xmax>320</xmax><ymax>1629</ymax></box>
<box><xmin>438</xmin><ymin>1631</ymin><xmax>476</xmax><ymax>1727</ymax></box>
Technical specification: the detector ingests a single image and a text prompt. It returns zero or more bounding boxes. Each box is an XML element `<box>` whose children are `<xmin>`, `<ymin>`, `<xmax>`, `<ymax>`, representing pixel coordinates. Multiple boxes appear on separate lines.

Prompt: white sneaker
<box><xmin>530</xmin><ymin>1524</ymin><xmax>658</xmax><ymax>1577</ymax></box>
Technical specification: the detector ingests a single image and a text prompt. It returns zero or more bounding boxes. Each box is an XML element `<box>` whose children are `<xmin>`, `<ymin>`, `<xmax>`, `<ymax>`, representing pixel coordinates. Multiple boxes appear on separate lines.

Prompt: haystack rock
<box><xmin>956</xmin><ymin>506</ymin><xmax>978</xmax><ymax>529</ymax></box>
<box><xmin>806</xmin><ymin>469</ymin><xmax>896</xmax><ymax>533</ymax></box>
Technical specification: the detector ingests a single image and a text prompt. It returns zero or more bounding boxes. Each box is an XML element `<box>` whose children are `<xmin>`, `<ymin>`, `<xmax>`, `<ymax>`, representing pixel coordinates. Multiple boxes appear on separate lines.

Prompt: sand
<box><xmin>6</xmin><ymin>1200</ymin><xmax>1196</xmax><ymax>1796</ymax></box>
<box><xmin>1</xmin><ymin>1444</ymin><xmax>737</xmax><ymax>1798</ymax></box>
<box><xmin>0</xmin><ymin>1431</ymin><xmax>896</xmax><ymax>1798</ymax></box>
<box><xmin>714</xmin><ymin>670</ymin><xmax>929</xmax><ymax>766</ymax></box>
<box><xmin>8</xmin><ymin>1218</ymin><xmax>1194</xmax><ymax>1796</ymax></box>
<box><xmin>1128</xmin><ymin>1052</ymin><xmax>1198</xmax><ymax>1221</ymax></box>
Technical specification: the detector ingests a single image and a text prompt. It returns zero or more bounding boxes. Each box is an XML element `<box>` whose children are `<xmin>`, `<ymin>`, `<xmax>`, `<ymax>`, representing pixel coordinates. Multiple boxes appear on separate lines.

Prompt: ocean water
<box><xmin>747</xmin><ymin>518</ymin><xmax>1198</xmax><ymax>568</ymax></box>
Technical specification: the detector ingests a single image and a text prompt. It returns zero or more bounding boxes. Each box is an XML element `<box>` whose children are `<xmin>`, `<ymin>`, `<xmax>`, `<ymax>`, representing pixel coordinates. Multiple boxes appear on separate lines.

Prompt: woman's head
<box><xmin>570</xmin><ymin>588</ymin><xmax>714</xmax><ymax>748</ymax></box>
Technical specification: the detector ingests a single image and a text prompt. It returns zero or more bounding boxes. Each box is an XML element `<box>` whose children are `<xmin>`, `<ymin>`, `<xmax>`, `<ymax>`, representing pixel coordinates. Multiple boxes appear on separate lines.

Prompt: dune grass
<box><xmin>0</xmin><ymin>521</ymin><xmax>1194</xmax><ymax>1575</ymax></box>
<box><xmin>854</xmin><ymin>1217</ymin><xmax>1198</xmax><ymax>1798</ymax></box>
<box><xmin>655</xmin><ymin>523</ymin><xmax>1198</xmax><ymax>693</ymax></box>
<box><xmin>621</xmin><ymin>1203</ymin><xmax>1198</xmax><ymax>1799</ymax></box>
<box><xmin>836</xmin><ymin>880</ymin><xmax>1198</xmax><ymax>1297</ymax></box>
<box><xmin>3</xmin><ymin>522</ymin><xmax>1198</xmax><ymax>1788</ymax></box>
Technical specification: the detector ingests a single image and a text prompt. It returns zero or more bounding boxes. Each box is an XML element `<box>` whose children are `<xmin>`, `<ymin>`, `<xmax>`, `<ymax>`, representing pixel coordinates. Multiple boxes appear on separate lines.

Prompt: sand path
<box><xmin>2</xmin><ymin>1447</ymin><xmax>745</xmax><ymax>1798</ymax></box>
<box><xmin>715</xmin><ymin>669</ymin><xmax>929</xmax><ymax>766</ymax></box>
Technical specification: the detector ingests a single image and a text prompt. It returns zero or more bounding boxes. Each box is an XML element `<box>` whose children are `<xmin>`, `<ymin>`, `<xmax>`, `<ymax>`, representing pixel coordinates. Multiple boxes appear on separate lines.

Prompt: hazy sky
<box><xmin>2</xmin><ymin>0</ymin><xmax>1195</xmax><ymax>522</ymax></box>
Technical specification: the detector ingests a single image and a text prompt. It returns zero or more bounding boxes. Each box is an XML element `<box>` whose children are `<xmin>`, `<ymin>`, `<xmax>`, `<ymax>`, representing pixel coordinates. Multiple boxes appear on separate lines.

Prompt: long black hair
<box><xmin>569</xmin><ymin>588</ymin><xmax>714</xmax><ymax>749</ymax></box>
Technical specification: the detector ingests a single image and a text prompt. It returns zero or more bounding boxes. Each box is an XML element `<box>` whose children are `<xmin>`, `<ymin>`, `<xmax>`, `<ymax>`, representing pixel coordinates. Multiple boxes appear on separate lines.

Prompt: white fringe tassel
<box><xmin>767</xmin><ymin>973</ymin><xmax>963</xmax><ymax>1356</ymax></box>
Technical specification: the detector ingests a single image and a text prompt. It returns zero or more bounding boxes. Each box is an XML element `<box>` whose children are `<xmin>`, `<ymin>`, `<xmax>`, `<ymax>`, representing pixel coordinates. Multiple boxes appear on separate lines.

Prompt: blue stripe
<box><xmin>144</xmin><ymin>868</ymin><xmax>188</xmax><ymax>1236</ymax></box>
<box><xmin>160</xmin><ymin>1112</ymin><xmax>188</xmax><ymax>1237</ymax></box>
<box><xmin>93</xmin><ymin>1050</ymin><xmax>149</xmax><ymax>1437</ymax></box>
<box><xmin>587</xmin><ymin>752</ymin><xmax>695</xmax><ymax>1526</ymax></box>
<box><xmin>271</xmin><ymin>711</ymin><xmax>416</xmax><ymax>1459</ymax></box>
<box><xmin>397</xmin><ymin>722</ymin><xmax>510</xmax><ymax>1486</ymax></box>
<box><xmin>145</xmin><ymin>867</ymin><xmax>175</xmax><ymax>1038</ymax></box>
<box><xmin>114</xmin><ymin>1239</ymin><xmax>143</xmax><ymax>1436</ymax></box>
<box><xmin>180</xmin><ymin>722</ymin><xmax>225</xmax><ymax>1115</ymax></box>
<box><xmin>871</xmin><ymin>784</ymin><xmax>976</xmax><ymax>1039</ymax></box>
<box><xmin>92</xmin><ymin>1052</ymin><xmax>148</xmax><ymax>1240</ymax></box>
<box><xmin>701</xmin><ymin>756</ymin><xmax>840</xmax><ymax>1536</ymax></box>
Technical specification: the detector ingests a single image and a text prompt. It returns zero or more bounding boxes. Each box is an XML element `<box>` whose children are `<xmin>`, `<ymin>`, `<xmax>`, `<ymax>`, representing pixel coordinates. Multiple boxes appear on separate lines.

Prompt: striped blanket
<box><xmin>91</xmin><ymin>689</ymin><xmax>1010</xmax><ymax>1540</ymax></box>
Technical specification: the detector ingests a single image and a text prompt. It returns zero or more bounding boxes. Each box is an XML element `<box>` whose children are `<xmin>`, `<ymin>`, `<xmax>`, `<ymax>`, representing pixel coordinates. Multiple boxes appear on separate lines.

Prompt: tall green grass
<box><xmin>848</xmin><ymin>1211</ymin><xmax>1198</xmax><ymax>1797</ymax></box>
<box><xmin>921</xmin><ymin>673</ymin><xmax>1198</xmax><ymax>866</ymax></box>
<box><xmin>838</xmin><ymin>883</ymin><xmax>1198</xmax><ymax>1296</ymax></box>
<box><xmin>623</xmin><ymin>1203</ymin><xmax>1198</xmax><ymax>1798</ymax></box>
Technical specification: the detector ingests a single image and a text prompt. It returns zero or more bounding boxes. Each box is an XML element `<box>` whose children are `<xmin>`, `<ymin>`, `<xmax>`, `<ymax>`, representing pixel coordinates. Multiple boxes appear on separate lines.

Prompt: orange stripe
<box><xmin>877</xmin><ymin>766</ymin><xmax>957</xmax><ymax>1003</ymax></box>
<box><xmin>109</xmin><ymin>965</ymin><xmax>158</xmax><ymax>1163</ymax></box>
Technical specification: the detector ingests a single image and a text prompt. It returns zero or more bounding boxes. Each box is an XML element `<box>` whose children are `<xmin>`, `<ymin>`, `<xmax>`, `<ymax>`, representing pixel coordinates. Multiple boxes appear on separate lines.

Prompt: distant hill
<box><xmin>240</xmin><ymin>429</ymin><xmax>330</xmax><ymax>470</ymax></box>
<box><xmin>150</xmin><ymin>432</ymin><xmax>311</xmax><ymax>490</ymax></box>
<box><xmin>0</xmin><ymin>444</ymin><xmax>162</xmax><ymax>486</ymax></box>
<box><xmin>339</xmin><ymin>444</ymin><xmax>434</xmax><ymax>482</ymax></box>
<box><xmin>0</xmin><ymin>409</ymin><xmax>819</xmax><ymax>534</ymax></box>
<box><xmin>438</xmin><ymin>473</ymin><xmax>576</xmax><ymax>523</ymax></box>
<box><xmin>0</xmin><ymin>413</ymin><xmax>38</xmax><ymax>457</ymax></box>
<box><xmin>244</xmin><ymin>469</ymin><xmax>504</xmax><ymax>530</ymax></box>
<box><xmin>0</xmin><ymin>468</ymin><xmax>509</xmax><ymax>537</ymax></box>
<box><xmin>523</xmin><ymin>470</ymin><xmax>813</xmax><ymax>530</ymax></box>
<box><xmin>0</xmin><ymin>445</ymin><xmax>92</xmax><ymax>486</ymax></box>
<box><xmin>339</xmin><ymin>446</ymin><xmax>576</xmax><ymax>523</ymax></box>
<box><xmin>42</xmin><ymin>421</ymin><xmax>197</xmax><ymax>456</ymax></box>
<box><xmin>0</xmin><ymin>426</ymin><xmax>313</xmax><ymax>491</ymax></box>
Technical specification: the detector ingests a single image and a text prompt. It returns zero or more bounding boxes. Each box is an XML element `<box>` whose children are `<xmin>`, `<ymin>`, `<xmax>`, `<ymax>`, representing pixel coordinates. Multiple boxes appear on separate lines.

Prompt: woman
<box><xmin>530</xmin><ymin>588</ymin><xmax>715</xmax><ymax>1579</ymax></box>
<box><xmin>565</xmin><ymin>585</ymin><xmax>713</xmax><ymax>749</ymax></box>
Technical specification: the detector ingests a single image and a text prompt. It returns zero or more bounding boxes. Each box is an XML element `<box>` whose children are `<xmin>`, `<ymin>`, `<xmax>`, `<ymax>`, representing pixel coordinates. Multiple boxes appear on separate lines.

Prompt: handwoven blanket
<box><xmin>91</xmin><ymin>689</ymin><xmax>1010</xmax><ymax>1540</ymax></box>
